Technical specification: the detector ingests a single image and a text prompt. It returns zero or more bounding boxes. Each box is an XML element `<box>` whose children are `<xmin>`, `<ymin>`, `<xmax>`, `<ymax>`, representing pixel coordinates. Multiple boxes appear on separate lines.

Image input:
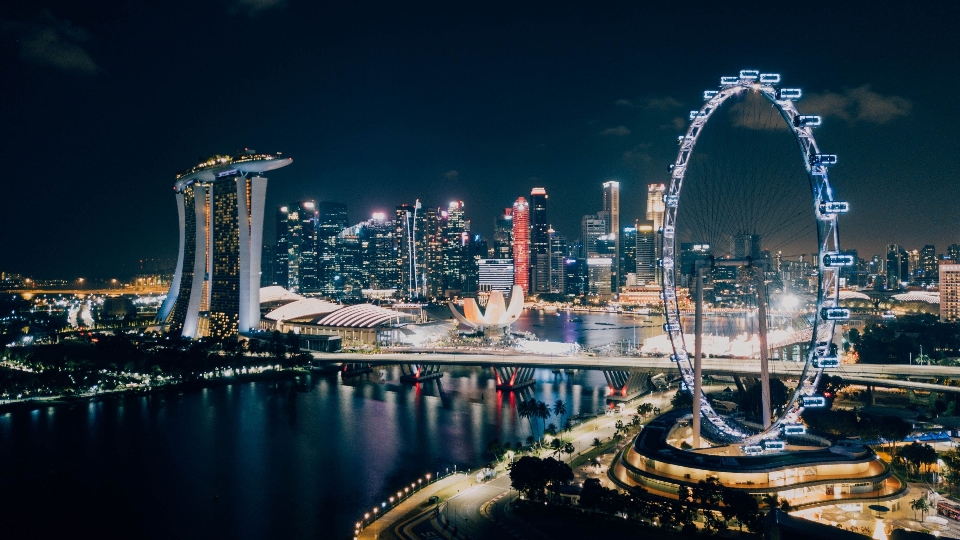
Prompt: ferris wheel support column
<box><xmin>754</xmin><ymin>268</ymin><xmax>772</xmax><ymax>429</ymax></box>
<box><xmin>693</xmin><ymin>266</ymin><xmax>704</xmax><ymax>448</ymax></box>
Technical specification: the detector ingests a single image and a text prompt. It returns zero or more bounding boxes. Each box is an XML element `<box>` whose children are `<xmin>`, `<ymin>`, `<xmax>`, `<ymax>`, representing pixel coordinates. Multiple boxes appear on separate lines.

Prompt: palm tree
<box><xmin>553</xmin><ymin>399</ymin><xmax>567</xmax><ymax>432</ymax></box>
<box><xmin>592</xmin><ymin>437</ymin><xmax>602</xmax><ymax>450</ymax></box>
<box><xmin>911</xmin><ymin>497</ymin><xmax>930</xmax><ymax>520</ymax></box>
<box><xmin>536</xmin><ymin>401</ymin><xmax>550</xmax><ymax>443</ymax></box>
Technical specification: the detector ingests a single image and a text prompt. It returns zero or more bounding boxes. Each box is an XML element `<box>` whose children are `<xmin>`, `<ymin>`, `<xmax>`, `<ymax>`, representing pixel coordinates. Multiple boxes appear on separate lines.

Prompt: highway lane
<box><xmin>310</xmin><ymin>352</ymin><xmax>960</xmax><ymax>393</ymax></box>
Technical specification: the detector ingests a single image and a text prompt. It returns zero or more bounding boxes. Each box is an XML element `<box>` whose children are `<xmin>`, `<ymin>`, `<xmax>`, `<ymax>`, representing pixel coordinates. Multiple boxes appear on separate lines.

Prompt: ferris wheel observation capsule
<box><xmin>759</xmin><ymin>73</ymin><xmax>781</xmax><ymax>84</ymax></box>
<box><xmin>813</xmin><ymin>356</ymin><xmax>841</xmax><ymax>368</ymax></box>
<box><xmin>821</xmin><ymin>307</ymin><xmax>851</xmax><ymax>321</ymax></box>
<box><xmin>704</xmin><ymin>90</ymin><xmax>719</xmax><ymax>100</ymax></box>
<box><xmin>819</xmin><ymin>201</ymin><xmax>850</xmax><ymax>214</ymax></box>
<box><xmin>794</xmin><ymin>115</ymin><xmax>822</xmax><ymax>127</ymax></box>
<box><xmin>801</xmin><ymin>395</ymin><xmax>828</xmax><ymax>408</ymax></box>
<box><xmin>810</xmin><ymin>154</ymin><xmax>838</xmax><ymax>166</ymax></box>
<box><xmin>782</xmin><ymin>424</ymin><xmax>806</xmax><ymax>435</ymax></box>
<box><xmin>822</xmin><ymin>252</ymin><xmax>856</xmax><ymax>267</ymax></box>
<box><xmin>739</xmin><ymin>69</ymin><xmax>760</xmax><ymax>80</ymax></box>
<box><xmin>720</xmin><ymin>76</ymin><xmax>741</xmax><ymax>85</ymax></box>
<box><xmin>777</xmin><ymin>88</ymin><xmax>803</xmax><ymax>100</ymax></box>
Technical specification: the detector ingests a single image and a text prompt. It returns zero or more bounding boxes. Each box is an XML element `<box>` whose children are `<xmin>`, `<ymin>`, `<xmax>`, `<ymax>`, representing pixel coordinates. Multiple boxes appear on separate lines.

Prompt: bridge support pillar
<box><xmin>493</xmin><ymin>367</ymin><xmax>536</xmax><ymax>391</ymax></box>
<box><xmin>867</xmin><ymin>385</ymin><xmax>876</xmax><ymax>405</ymax></box>
<box><xmin>399</xmin><ymin>363</ymin><xmax>443</xmax><ymax>383</ymax></box>
<box><xmin>604</xmin><ymin>371</ymin><xmax>648</xmax><ymax>403</ymax></box>
<box><xmin>341</xmin><ymin>363</ymin><xmax>372</xmax><ymax>377</ymax></box>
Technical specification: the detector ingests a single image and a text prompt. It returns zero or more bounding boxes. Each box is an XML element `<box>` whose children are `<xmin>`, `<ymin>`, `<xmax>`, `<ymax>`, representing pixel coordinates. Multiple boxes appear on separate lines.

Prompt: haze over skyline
<box><xmin>2</xmin><ymin>1</ymin><xmax>958</xmax><ymax>278</ymax></box>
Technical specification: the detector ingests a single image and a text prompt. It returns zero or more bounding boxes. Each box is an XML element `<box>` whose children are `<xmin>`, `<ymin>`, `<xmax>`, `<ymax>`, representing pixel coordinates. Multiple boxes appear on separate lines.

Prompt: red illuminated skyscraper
<box><xmin>512</xmin><ymin>197</ymin><xmax>530</xmax><ymax>294</ymax></box>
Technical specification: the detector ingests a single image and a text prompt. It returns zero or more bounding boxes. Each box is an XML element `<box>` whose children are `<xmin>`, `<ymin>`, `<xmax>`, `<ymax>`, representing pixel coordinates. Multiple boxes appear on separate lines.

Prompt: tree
<box><xmin>637</xmin><ymin>402</ymin><xmax>654</xmax><ymax>418</ymax></box>
<box><xmin>510</xmin><ymin>456</ymin><xmax>548</xmax><ymax>500</ymax></box>
<box><xmin>536</xmin><ymin>401</ymin><xmax>550</xmax><ymax>441</ymax></box>
<box><xmin>592</xmin><ymin>437</ymin><xmax>602</xmax><ymax>450</ymax></box>
<box><xmin>723</xmin><ymin>489</ymin><xmax>762</xmax><ymax>532</ymax></box>
<box><xmin>553</xmin><ymin>399</ymin><xmax>567</xmax><ymax>431</ymax></box>
<box><xmin>911</xmin><ymin>497</ymin><xmax>930</xmax><ymax>520</ymax></box>
<box><xmin>579</xmin><ymin>478</ymin><xmax>604</xmax><ymax>508</ymax></box>
<box><xmin>487</xmin><ymin>439</ymin><xmax>507</xmax><ymax>463</ymax></box>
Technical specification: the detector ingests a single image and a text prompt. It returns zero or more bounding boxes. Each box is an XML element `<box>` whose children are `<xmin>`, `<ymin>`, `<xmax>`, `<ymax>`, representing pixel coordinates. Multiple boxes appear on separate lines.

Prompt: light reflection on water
<box><xmin>0</xmin><ymin>365</ymin><xmax>615</xmax><ymax>539</ymax></box>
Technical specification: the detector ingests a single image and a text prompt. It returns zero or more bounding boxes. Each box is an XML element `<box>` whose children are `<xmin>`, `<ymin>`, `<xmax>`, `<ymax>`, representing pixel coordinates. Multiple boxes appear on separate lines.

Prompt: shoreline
<box><xmin>0</xmin><ymin>367</ymin><xmax>311</xmax><ymax>415</ymax></box>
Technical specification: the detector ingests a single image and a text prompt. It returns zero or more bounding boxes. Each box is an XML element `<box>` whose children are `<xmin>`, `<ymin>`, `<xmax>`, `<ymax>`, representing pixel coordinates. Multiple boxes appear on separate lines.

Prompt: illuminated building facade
<box><xmin>274</xmin><ymin>201</ymin><xmax>318</xmax><ymax>292</ymax></box>
<box><xmin>940</xmin><ymin>262</ymin><xmax>960</xmax><ymax>322</ymax></box>
<box><xmin>530</xmin><ymin>188</ymin><xmax>550</xmax><ymax>293</ymax></box>
<box><xmin>602</xmin><ymin>181</ymin><xmax>620</xmax><ymax>291</ymax></box>
<box><xmin>493</xmin><ymin>208</ymin><xmax>513</xmax><ymax>259</ymax></box>
<box><xmin>512</xmin><ymin>197</ymin><xmax>530</xmax><ymax>294</ymax></box>
<box><xmin>159</xmin><ymin>150</ymin><xmax>292</xmax><ymax>338</ymax></box>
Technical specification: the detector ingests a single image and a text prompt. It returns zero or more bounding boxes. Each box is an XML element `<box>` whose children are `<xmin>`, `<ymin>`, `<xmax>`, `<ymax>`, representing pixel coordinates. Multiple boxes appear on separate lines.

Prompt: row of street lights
<box><xmin>355</xmin><ymin>467</ymin><xmax>457</xmax><ymax>539</ymax></box>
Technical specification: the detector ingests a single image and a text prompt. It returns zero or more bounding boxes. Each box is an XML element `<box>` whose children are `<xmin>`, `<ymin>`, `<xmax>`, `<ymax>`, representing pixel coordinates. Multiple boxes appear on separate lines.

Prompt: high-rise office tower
<box><xmin>647</xmin><ymin>183</ymin><xmax>666</xmax><ymax>284</ymax></box>
<box><xmin>318</xmin><ymin>202</ymin><xmax>348</xmax><ymax>292</ymax></box>
<box><xmin>921</xmin><ymin>245</ymin><xmax>937</xmax><ymax>280</ymax></box>
<box><xmin>159</xmin><ymin>150</ymin><xmax>291</xmax><ymax>338</ymax></box>
<box><xmin>362</xmin><ymin>213</ymin><xmax>397</xmax><ymax>290</ymax></box>
<box><xmin>587</xmin><ymin>258</ymin><xmax>613</xmax><ymax>297</ymax></box>
<box><xmin>733</xmin><ymin>233</ymin><xmax>761</xmax><ymax>260</ymax></box>
<box><xmin>442</xmin><ymin>201</ymin><xmax>468</xmax><ymax>295</ymax></box>
<box><xmin>512</xmin><ymin>197</ymin><xmax>530</xmax><ymax>294</ymax></box>
<box><xmin>636</xmin><ymin>222</ymin><xmax>657</xmax><ymax>284</ymax></box>
<box><xmin>493</xmin><ymin>208</ymin><xmax>513</xmax><ymax>259</ymax></box>
<box><xmin>580</xmin><ymin>215</ymin><xmax>606</xmax><ymax>258</ymax></box>
<box><xmin>949</xmin><ymin>244</ymin><xmax>960</xmax><ymax>263</ymax></box>
<box><xmin>530</xmin><ymin>188</ymin><xmax>550</xmax><ymax>293</ymax></box>
<box><xmin>886</xmin><ymin>244</ymin><xmax>904</xmax><ymax>290</ymax></box>
<box><xmin>396</xmin><ymin>202</ymin><xmax>421</xmax><ymax>296</ymax></box>
<box><xmin>620</xmin><ymin>225</ymin><xmax>636</xmax><ymax>287</ymax></box>
<box><xmin>602</xmin><ymin>181</ymin><xmax>620</xmax><ymax>291</ymax></box>
<box><xmin>274</xmin><ymin>201</ymin><xmax>318</xmax><ymax>292</ymax></box>
<box><xmin>646</xmin><ymin>184</ymin><xmax>666</xmax><ymax>230</ymax></box>
<box><xmin>548</xmin><ymin>228</ymin><xmax>566</xmax><ymax>293</ymax></box>
<box><xmin>335</xmin><ymin>223</ymin><xmax>364</xmax><ymax>297</ymax></box>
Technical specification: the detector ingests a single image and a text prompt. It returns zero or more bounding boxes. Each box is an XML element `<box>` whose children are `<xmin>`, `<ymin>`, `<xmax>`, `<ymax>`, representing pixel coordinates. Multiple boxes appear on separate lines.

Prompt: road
<box><xmin>312</xmin><ymin>351</ymin><xmax>960</xmax><ymax>393</ymax></box>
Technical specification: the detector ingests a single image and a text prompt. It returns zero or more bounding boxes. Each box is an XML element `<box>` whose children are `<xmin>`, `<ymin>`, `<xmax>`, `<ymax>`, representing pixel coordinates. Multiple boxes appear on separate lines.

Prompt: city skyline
<box><xmin>1</xmin><ymin>3</ymin><xmax>958</xmax><ymax>279</ymax></box>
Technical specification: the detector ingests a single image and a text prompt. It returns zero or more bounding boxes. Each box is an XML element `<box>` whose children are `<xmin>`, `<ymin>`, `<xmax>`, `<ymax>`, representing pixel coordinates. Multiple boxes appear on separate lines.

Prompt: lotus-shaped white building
<box><xmin>449</xmin><ymin>286</ymin><xmax>524</xmax><ymax>334</ymax></box>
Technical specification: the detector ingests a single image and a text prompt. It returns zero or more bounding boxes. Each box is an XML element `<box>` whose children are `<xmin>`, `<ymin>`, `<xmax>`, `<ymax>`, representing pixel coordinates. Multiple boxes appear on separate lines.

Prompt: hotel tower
<box><xmin>158</xmin><ymin>149</ymin><xmax>292</xmax><ymax>338</ymax></box>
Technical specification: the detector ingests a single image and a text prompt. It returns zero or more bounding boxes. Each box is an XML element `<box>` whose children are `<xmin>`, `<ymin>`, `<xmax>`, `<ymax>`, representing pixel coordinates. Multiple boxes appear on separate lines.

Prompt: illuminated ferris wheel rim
<box><xmin>660</xmin><ymin>70</ymin><xmax>849</xmax><ymax>444</ymax></box>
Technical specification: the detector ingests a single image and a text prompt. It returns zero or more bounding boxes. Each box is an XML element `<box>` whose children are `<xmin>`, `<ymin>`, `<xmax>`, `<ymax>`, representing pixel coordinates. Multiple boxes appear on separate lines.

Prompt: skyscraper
<box><xmin>549</xmin><ymin>228</ymin><xmax>566</xmax><ymax>294</ymax></box>
<box><xmin>941</xmin><ymin>262</ymin><xmax>960</xmax><ymax>322</ymax></box>
<box><xmin>921</xmin><ymin>245</ymin><xmax>937</xmax><ymax>280</ymax></box>
<box><xmin>442</xmin><ymin>201</ymin><xmax>468</xmax><ymax>295</ymax></box>
<box><xmin>318</xmin><ymin>202</ymin><xmax>348</xmax><ymax>292</ymax></box>
<box><xmin>602</xmin><ymin>181</ymin><xmax>620</xmax><ymax>291</ymax></box>
<box><xmin>530</xmin><ymin>188</ymin><xmax>550</xmax><ymax>293</ymax></box>
<box><xmin>646</xmin><ymin>183</ymin><xmax>666</xmax><ymax>230</ymax></box>
<box><xmin>512</xmin><ymin>197</ymin><xmax>530</xmax><ymax>294</ymax></box>
<box><xmin>580</xmin><ymin>215</ymin><xmax>606</xmax><ymax>258</ymax></box>
<box><xmin>362</xmin><ymin>213</ymin><xmax>397</xmax><ymax>290</ymax></box>
<box><xmin>275</xmin><ymin>201</ymin><xmax>318</xmax><ymax>292</ymax></box>
<box><xmin>493</xmin><ymin>208</ymin><xmax>513</xmax><ymax>259</ymax></box>
<box><xmin>159</xmin><ymin>150</ymin><xmax>292</xmax><ymax>338</ymax></box>
<box><xmin>636</xmin><ymin>222</ymin><xmax>657</xmax><ymax>284</ymax></box>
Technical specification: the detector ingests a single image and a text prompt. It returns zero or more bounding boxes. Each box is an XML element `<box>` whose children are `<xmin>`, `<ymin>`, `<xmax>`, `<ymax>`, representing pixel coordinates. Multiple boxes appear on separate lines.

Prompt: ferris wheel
<box><xmin>660</xmin><ymin>70</ymin><xmax>852</xmax><ymax>444</ymax></box>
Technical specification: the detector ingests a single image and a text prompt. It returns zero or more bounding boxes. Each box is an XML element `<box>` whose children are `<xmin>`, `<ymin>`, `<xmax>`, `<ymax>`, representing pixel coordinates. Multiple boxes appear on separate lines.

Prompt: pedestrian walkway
<box><xmin>357</xmin><ymin>473</ymin><xmax>468</xmax><ymax>540</ymax></box>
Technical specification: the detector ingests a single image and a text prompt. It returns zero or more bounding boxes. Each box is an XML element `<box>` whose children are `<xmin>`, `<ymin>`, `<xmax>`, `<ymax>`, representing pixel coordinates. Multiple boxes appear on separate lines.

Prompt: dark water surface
<box><xmin>0</xmin><ymin>363</ymin><xmax>614</xmax><ymax>539</ymax></box>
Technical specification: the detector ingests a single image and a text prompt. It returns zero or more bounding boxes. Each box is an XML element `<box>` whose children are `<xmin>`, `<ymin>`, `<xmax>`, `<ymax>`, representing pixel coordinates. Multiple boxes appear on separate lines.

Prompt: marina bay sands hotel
<box><xmin>157</xmin><ymin>150</ymin><xmax>292</xmax><ymax>338</ymax></box>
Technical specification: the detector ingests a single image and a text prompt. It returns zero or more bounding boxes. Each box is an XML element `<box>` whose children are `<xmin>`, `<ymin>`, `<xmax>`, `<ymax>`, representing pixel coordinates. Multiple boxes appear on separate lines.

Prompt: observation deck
<box><xmin>174</xmin><ymin>149</ymin><xmax>292</xmax><ymax>191</ymax></box>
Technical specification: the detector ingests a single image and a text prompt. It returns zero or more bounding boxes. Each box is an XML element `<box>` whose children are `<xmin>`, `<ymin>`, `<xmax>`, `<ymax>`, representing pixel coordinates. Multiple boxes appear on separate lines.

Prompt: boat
<box><xmin>595</xmin><ymin>322</ymin><xmax>615</xmax><ymax>326</ymax></box>
<box><xmin>543</xmin><ymin>305</ymin><xmax>558</xmax><ymax>313</ymax></box>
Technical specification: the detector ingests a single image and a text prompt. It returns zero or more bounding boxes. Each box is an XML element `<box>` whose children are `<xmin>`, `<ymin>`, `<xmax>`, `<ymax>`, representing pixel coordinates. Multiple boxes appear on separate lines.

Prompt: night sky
<box><xmin>2</xmin><ymin>1</ymin><xmax>958</xmax><ymax>279</ymax></box>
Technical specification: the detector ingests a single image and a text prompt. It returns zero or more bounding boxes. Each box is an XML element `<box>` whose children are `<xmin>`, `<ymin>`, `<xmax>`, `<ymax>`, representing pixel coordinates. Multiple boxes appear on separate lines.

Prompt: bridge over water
<box><xmin>311</xmin><ymin>351</ymin><xmax>960</xmax><ymax>395</ymax></box>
